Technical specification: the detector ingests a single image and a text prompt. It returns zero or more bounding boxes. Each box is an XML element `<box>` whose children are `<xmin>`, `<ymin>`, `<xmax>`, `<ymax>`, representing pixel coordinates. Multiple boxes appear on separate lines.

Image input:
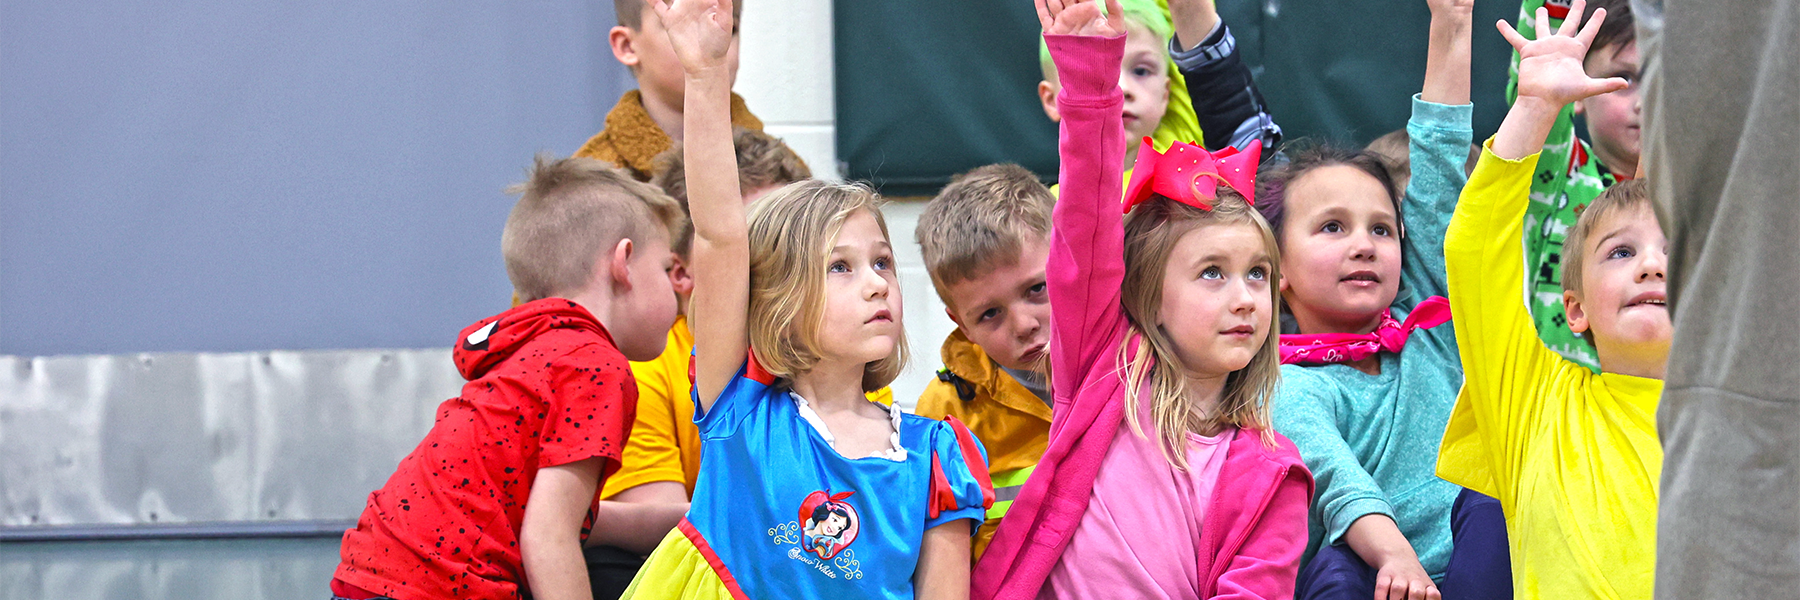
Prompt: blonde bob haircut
<box><xmin>1117</xmin><ymin>191</ymin><xmax>1283</xmax><ymax>468</ymax></box>
<box><xmin>745</xmin><ymin>179</ymin><xmax>908</xmax><ymax>392</ymax></box>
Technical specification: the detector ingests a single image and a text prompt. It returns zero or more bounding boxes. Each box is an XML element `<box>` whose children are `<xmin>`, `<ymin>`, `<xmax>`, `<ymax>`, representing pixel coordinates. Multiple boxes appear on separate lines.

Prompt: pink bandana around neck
<box><xmin>1279</xmin><ymin>296</ymin><xmax>1453</xmax><ymax>365</ymax></box>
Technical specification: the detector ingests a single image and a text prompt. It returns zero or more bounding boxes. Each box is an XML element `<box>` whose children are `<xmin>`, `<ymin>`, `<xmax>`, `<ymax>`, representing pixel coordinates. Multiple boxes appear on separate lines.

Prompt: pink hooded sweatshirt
<box><xmin>968</xmin><ymin>33</ymin><xmax>1313</xmax><ymax>600</ymax></box>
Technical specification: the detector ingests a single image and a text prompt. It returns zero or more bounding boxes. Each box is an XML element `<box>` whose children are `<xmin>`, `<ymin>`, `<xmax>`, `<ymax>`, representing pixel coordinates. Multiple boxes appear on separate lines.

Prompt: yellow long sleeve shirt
<box><xmin>1437</xmin><ymin>143</ymin><xmax>1663</xmax><ymax>599</ymax></box>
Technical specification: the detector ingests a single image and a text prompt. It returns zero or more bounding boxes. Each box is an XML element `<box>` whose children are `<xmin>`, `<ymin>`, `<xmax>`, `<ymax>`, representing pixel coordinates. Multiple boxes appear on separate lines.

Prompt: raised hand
<box><xmin>1425</xmin><ymin>0</ymin><xmax>1475</xmax><ymax>19</ymax></box>
<box><xmin>1036</xmin><ymin>0</ymin><xmax>1125</xmax><ymax>37</ymax></box>
<box><xmin>1166</xmin><ymin>0</ymin><xmax>1219</xmax><ymax>51</ymax></box>
<box><xmin>1420</xmin><ymin>0</ymin><xmax>1473</xmax><ymax>105</ymax></box>
<box><xmin>1499</xmin><ymin>0</ymin><xmax>1628</xmax><ymax>107</ymax></box>
<box><xmin>650</xmin><ymin>0</ymin><xmax>734</xmax><ymax>75</ymax></box>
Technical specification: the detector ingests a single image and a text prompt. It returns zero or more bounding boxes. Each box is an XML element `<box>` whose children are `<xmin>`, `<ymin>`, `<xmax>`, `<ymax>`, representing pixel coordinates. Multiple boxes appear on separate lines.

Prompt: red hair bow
<box><xmin>1122</xmin><ymin>138</ymin><xmax>1261</xmax><ymax>214</ymax></box>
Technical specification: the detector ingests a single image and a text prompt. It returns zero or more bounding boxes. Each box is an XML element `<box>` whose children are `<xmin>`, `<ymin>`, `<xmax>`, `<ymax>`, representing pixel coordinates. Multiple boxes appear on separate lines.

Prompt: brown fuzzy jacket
<box><xmin>575</xmin><ymin>89</ymin><xmax>764</xmax><ymax>181</ymax></box>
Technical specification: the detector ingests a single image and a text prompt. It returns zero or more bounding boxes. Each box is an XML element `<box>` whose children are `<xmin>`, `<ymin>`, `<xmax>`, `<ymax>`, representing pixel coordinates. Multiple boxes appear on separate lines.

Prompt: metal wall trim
<box><xmin>0</xmin><ymin>519</ymin><xmax>357</xmax><ymax>542</ymax></box>
<box><xmin>1</xmin><ymin>349</ymin><xmax>465</xmax><ymax>530</ymax></box>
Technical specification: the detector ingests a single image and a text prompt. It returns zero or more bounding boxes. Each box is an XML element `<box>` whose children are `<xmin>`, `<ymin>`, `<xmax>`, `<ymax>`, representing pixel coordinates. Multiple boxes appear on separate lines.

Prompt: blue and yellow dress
<box><xmin>624</xmin><ymin>355</ymin><xmax>993</xmax><ymax>600</ymax></box>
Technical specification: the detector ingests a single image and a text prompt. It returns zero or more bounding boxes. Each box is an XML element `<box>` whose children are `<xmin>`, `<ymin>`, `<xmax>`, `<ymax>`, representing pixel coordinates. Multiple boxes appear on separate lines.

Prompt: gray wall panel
<box><xmin>0</xmin><ymin>1</ymin><xmax>634</xmax><ymax>356</ymax></box>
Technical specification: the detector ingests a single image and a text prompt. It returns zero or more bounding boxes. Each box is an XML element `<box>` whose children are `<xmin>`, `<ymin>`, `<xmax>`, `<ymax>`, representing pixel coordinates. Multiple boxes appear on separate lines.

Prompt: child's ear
<box><xmin>1563</xmin><ymin>289</ymin><xmax>1590</xmax><ymax>334</ymax></box>
<box><xmin>670</xmin><ymin>254</ymin><xmax>695</xmax><ymax>296</ymax></box>
<box><xmin>1037</xmin><ymin>80</ymin><xmax>1062</xmax><ymax>123</ymax></box>
<box><xmin>944</xmin><ymin>307</ymin><xmax>966</xmax><ymax>330</ymax></box>
<box><xmin>610</xmin><ymin>238</ymin><xmax>636</xmax><ymax>288</ymax></box>
<box><xmin>609</xmin><ymin>25</ymin><xmax>640</xmax><ymax>68</ymax></box>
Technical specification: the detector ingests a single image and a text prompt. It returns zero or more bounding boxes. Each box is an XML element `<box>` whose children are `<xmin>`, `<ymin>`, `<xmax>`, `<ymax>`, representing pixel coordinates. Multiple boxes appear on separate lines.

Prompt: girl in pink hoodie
<box><xmin>970</xmin><ymin>0</ymin><xmax>1312</xmax><ymax>598</ymax></box>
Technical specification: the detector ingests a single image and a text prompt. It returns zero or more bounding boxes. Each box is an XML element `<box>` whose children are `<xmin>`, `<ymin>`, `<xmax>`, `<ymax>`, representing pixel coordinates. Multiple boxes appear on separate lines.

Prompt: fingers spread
<box><xmin>1558</xmin><ymin>0</ymin><xmax>1586</xmax><ymax>37</ymax></box>
<box><xmin>1576</xmin><ymin>7</ymin><xmax>1608</xmax><ymax>47</ymax></box>
<box><xmin>1498</xmin><ymin>20</ymin><xmax>1529</xmax><ymax>51</ymax></box>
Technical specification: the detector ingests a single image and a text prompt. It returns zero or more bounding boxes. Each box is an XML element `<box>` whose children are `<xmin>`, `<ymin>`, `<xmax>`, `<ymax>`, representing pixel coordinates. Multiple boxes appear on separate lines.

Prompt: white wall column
<box><xmin>735</xmin><ymin>0</ymin><xmax>839</xmax><ymax>179</ymax></box>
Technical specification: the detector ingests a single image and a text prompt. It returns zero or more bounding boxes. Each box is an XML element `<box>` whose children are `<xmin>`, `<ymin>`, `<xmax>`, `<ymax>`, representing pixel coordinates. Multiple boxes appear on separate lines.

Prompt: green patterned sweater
<box><xmin>1504</xmin><ymin>0</ymin><xmax>1626</xmax><ymax>371</ymax></box>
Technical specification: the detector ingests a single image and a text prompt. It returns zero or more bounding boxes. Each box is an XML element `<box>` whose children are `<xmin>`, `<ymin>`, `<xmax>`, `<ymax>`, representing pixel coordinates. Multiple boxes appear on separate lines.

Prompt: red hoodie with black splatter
<box><xmin>332</xmin><ymin>298</ymin><xmax>636</xmax><ymax>600</ymax></box>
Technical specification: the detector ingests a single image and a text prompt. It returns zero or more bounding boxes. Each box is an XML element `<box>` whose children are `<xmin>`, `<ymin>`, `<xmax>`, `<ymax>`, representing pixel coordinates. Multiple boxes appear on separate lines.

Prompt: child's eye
<box><xmin>1321</xmin><ymin>222</ymin><xmax>1344</xmax><ymax>234</ymax></box>
<box><xmin>978</xmin><ymin>308</ymin><xmax>1001</xmax><ymax>323</ymax></box>
<box><xmin>1608</xmin><ymin>245</ymin><xmax>1635</xmax><ymax>260</ymax></box>
<box><xmin>1248</xmin><ymin>266</ymin><xmax>1269</xmax><ymax>281</ymax></box>
<box><xmin>1200</xmin><ymin>266</ymin><xmax>1223</xmax><ymax>280</ymax></box>
<box><xmin>1132</xmin><ymin>65</ymin><xmax>1155</xmax><ymax>77</ymax></box>
<box><xmin>1373</xmin><ymin>224</ymin><xmax>1393</xmax><ymax>237</ymax></box>
<box><xmin>1029</xmin><ymin>282</ymin><xmax>1048</xmax><ymax>296</ymax></box>
<box><xmin>874</xmin><ymin>256</ymin><xmax>892</xmax><ymax>270</ymax></box>
<box><xmin>829</xmin><ymin>261</ymin><xmax>850</xmax><ymax>274</ymax></box>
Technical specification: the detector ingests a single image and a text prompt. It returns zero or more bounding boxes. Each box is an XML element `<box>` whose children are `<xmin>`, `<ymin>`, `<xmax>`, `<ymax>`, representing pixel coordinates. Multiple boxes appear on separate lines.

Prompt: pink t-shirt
<box><xmin>1040</xmin><ymin>420</ymin><xmax>1236</xmax><ymax>600</ymax></box>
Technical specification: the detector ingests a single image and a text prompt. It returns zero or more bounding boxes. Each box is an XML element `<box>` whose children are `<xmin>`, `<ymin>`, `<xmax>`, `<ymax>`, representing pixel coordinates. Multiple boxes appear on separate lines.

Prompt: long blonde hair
<box><xmin>744</xmin><ymin>179</ymin><xmax>908</xmax><ymax>392</ymax></box>
<box><xmin>1117</xmin><ymin>191</ymin><xmax>1283</xmax><ymax>468</ymax></box>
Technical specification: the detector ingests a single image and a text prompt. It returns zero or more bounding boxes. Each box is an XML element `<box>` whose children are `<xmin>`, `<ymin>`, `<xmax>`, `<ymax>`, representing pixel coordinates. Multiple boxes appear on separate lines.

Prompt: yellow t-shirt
<box><xmin>604</xmin><ymin>316</ymin><xmax>896</xmax><ymax>498</ymax></box>
<box><xmin>1436</xmin><ymin>143</ymin><xmax>1663</xmax><ymax>600</ymax></box>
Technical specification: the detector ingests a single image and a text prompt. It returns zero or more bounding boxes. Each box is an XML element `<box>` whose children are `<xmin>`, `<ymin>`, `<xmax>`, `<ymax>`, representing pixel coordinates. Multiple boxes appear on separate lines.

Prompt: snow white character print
<box><xmin>799</xmin><ymin>490</ymin><xmax>860</xmax><ymax>560</ymax></box>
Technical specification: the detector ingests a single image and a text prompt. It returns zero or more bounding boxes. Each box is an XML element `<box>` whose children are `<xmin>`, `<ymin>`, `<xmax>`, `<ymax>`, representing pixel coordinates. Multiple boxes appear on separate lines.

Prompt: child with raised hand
<box><xmin>1164</xmin><ymin>0</ymin><xmax>1283</xmax><ymax>153</ymax></box>
<box><xmin>1256</xmin><ymin>1</ymin><xmax>1510</xmax><ymax>598</ymax></box>
<box><xmin>620</xmin><ymin>0</ymin><xmax>992</xmax><ymax>597</ymax></box>
<box><xmin>580</xmin><ymin>128</ymin><xmax>833</xmax><ymax>600</ymax></box>
<box><xmin>1437</xmin><ymin>2</ymin><xmax>1663</xmax><ymax>597</ymax></box>
<box><xmin>972</xmin><ymin>0</ymin><xmax>1312</xmax><ymax>597</ymax></box>
<box><xmin>1501</xmin><ymin>0</ymin><xmax>1641</xmax><ymax>371</ymax></box>
<box><xmin>1035</xmin><ymin>0</ymin><xmax>1206</xmax><ymax>175</ymax></box>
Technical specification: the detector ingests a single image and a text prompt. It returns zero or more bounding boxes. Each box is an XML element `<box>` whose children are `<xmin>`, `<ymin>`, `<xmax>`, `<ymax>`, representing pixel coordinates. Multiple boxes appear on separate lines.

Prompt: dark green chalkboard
<box><xmin>835</xmin><ymin>0</ymin><xmax>1524</xmax><ymax>196</ymax></box>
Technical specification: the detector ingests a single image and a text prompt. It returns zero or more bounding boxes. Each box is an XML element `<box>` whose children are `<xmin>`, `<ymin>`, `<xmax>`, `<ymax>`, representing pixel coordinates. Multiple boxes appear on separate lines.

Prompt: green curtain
<box><xmin>835</xmin><ymin>0</ymin><xmax>1521</xmax><ymax>196</ymax></box>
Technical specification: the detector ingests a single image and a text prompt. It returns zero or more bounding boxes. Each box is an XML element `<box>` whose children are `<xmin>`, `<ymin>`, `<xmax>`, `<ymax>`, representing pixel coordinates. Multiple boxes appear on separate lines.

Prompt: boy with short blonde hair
<box><xmin>1437</xmin><ymin>4</ymin><xmax>1667</xmax><ymax>597</ymax></box>
<box><xmin>333</xmin><ymin>156</ymin><xmax>683</xmax><ymax>600</ymax></box>
<box><xmin>577</xmin><ymin>0</ymin><xmax>763</xmax><ymax>180</ymax></box>
<box><xmin>913</xmin><ymin>163</ymin><xmax>1056</xmax><ymax>559</ymax></box>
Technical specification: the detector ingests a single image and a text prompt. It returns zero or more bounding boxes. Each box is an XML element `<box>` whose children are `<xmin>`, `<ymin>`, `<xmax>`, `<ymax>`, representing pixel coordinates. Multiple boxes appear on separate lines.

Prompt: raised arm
<box><xmin>1167</xmin><ymin>0</ymin><xmax>1281</xmax><ymax>152</ymax></box>
<box><xmin>1167</xmin><ymin>0</ymin><xmax>1217</xmax><ymax>50</ymax></box>
<box><xmin>655</xmin><ymin>0</ymin><xmax>747</xmax><ymax>411</ymax></box>
<box><xmin>1422</xmin><ymin>0</ymin><xmax>1472</xmax><ymax>106</ymax></box>
<box><xmin>1438</xmin><ymin>0</ymin><xmax>1625</xmax><ymax>490</ymax></box>
<box><xmin>1398</xmin><ymin>0</ymin><xmax>1476</xmax><ymax>299</ymax></box>
<box><xmin>1038</xmin><ymin>0</ymin><xmax>1130</xmax><ymax>399</ymax></box>
<box><xmin>1491</xmin><ymin>1</ymin><xmax>1625</xmax><ymax>162</ymax></box>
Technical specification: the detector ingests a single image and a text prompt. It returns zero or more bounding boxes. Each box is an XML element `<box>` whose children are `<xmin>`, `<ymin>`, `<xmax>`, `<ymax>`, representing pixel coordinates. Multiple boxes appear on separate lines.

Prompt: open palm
<box><xmin>652</xmin><ymin>0</ymin><xmax>734</xmax><ymax>73</ymax></box>
<box><xmin>1037</xmin><ymin>0</ymin><xmax>1125</xmax><ymax>37</ymax></box>
<box><xmin>1501</xmin><ymin>0</ymin><xmax>1628</xmax><ymax>106</ymax></box>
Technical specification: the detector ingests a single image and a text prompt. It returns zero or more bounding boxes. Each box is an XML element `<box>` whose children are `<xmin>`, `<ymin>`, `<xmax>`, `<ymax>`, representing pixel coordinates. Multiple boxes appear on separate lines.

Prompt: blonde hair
<box><xmin>502</xmin><ymin>155</ymin><xmax>686</xmax><ymax>303</ymax></box>
<box><xmin>652</xmin><ymin>128</ymin><xmax>812</xmax><ymax>256</ymax></box>
<box><xmin>1563</xmin><ymin>179</ymin><xmax>1653</xmax><ymax>296</ymax></box>
<box><xmin>915</xmin><ymin>164</ymin><xmax>1055</xmax><ymax>307</ymax></box>
<box><xmin>1117</xmin><ymin>192</ymin><xmax>1283</xmax><ymax>468</ymax></box>
<box><xmin>745</xmin><ymin>180</ymin><xmax>908</xmax><ymax>392</ymax></box>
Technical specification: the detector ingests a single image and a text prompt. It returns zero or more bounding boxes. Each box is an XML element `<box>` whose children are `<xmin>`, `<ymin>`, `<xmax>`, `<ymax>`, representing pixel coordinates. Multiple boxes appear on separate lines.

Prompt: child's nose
<box><xmin>1350</xmin><ymin>234</ymin><xmax>1379</xmax><ymax>260</ymax></box>
<box><xmin>1639</xmin><ymin>252</ymin><xmax>1667</xmax><ymax>281</ymax></box>
<box><xmin>1011</xmin><ymin>310</ymin><xmax>1041</xmax><ymax>337</ymax></box>
<box><xmin>863</xmin><ymin>268</ymin><xmax>890</xmax><ymax>298</ymax></box>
